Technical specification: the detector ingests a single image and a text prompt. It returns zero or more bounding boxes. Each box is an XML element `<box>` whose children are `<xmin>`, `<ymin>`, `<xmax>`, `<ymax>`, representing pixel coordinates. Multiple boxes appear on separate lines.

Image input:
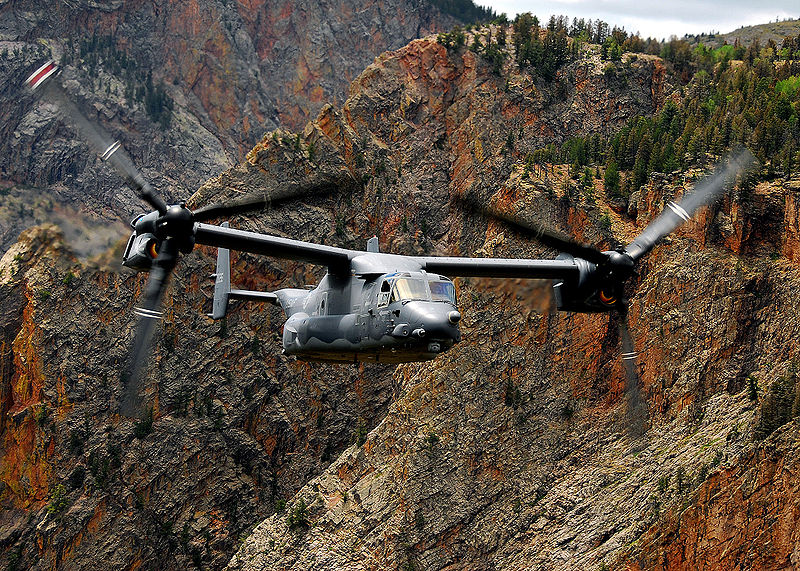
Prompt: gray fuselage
<box><xmin>277</xmin><ymin>268</ymin><xmax>461</xmax><ymax>363</ymax></box>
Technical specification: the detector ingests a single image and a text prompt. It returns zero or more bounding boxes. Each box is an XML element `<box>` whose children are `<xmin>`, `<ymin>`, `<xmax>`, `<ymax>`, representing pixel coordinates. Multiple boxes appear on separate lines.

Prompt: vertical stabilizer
<box><xmin>209</xmin><ymin>222</ymin><xmax>278</xmax><ymax>319</ymax></box>
<box><xmin>366</xmin><ymin>236</ymin><xmax>379</xmax><ymax>253</ymax></box>
<box><xmin>211</xmin><ymin>222</ymin><xmax>231</xmax><ymax>319</ymax></box>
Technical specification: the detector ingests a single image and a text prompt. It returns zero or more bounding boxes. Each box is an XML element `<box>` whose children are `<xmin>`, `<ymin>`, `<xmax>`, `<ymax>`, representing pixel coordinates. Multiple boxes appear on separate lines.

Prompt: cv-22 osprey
<box><xmin>25</xmin><ymin>61</ymin><xmax>753</xmax><ymax>418</ymax></box>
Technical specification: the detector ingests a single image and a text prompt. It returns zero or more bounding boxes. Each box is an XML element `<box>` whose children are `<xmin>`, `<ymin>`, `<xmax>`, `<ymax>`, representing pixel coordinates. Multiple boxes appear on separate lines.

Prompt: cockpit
<box><xmin>377</xmin><ymin>273</ymin><xmax>457</xmax><ymax>307</ymax></box>
<box><xmin>390</xmin><ymin>278</ymin><xmax>429</xmax><ymax>303</ymax></box>
<box><xmin>428</xmin><ymin>279</ymin><xmax>457</xmax><ymax>304</ymax></box>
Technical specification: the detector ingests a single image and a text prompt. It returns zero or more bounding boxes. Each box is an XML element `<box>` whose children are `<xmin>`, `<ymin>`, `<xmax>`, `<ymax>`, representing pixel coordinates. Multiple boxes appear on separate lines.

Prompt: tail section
<box><xmin>209</xmin><ymin>222</ymin><xmax>278</xmax><ymax>319</ymax></box>
<box><xmin>210</xmin><ymin>241</ymin><xmax>232</xmax><ymax>319</ymax></box>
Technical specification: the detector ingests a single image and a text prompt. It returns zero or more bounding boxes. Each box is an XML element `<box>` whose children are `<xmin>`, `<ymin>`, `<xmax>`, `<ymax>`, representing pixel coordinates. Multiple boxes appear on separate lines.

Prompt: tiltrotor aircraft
<box><xmin>26</xmin><ymin>61</ymin><xmax>754</xmax><ymax>418</ymax></box>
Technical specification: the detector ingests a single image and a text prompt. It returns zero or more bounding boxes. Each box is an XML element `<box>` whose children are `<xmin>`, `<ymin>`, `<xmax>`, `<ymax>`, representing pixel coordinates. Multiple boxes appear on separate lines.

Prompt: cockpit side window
<box><xmin>429</xmin><ymin>280</ymin><xmax>457</xmax><ymax>305</ymax></box>
<box><xmin>378</xmin><ymin>280</ymin><xmax>391</xmax><ymax>307</ymax></box>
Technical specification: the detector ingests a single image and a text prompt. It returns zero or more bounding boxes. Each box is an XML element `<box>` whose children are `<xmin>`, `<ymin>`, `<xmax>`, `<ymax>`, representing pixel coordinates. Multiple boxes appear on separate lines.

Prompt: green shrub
<box><xmin>657</xmin><ymin>475</ymin><xmax>669</xmax><ymax>494</ymax></box>
<box><xmin>286</xmin><ymin>499</ymin><xmax>308</xmax><ymax>529</ymax></box>
<box><xmin>675</xmin><ymin>466</ymin><xmax>686</xmax><ymax>494</ymax></box>
<box><xmin>35</xmin><ymin>405</ymin><xmax>49</xmax><ymax>427</ymax></box>
<box><xmin>47</xmin><ymin>484</ymin><xmax>69</xmax><ymax>514</ymax></box>
<box><xmin>747</xmin><ymin>374</ymin><xmax>759</xmax><ymax>401</ymax></box>
<box><xmin>354</xmin><ymin>419</ymin><xmax>368</xmax><ymax>446</ymax></box>
<box><xmin>134</xmin><ymin>407</ymin><xmax>154</xmax><ymax>439</ymax></box>
<box><xmin>599</xmin><ymin>212</ymin><xmax>612</xmax><ymax>231</ymax></box>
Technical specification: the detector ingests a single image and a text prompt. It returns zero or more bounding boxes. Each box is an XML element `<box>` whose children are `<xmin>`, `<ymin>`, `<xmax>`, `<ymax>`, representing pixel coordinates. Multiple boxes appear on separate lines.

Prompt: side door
<box><xmin>357</xmin><ymin>281</ymin><xmax>375</xmax><ymax>343</ymax></box>
<box><xmin>368</xmin><ymin>279</ymin><xmax>392</xmax><ymax>339</ymax></box>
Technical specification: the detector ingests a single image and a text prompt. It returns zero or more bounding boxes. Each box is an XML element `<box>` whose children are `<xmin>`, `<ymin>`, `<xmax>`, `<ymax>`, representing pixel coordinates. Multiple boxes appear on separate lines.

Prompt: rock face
<box><xmin>2</xmin><ymin>24</ymin><xmax>800</xmax><ymax>571</ymax></box>
<box><xmin>0</xmin><ymin>0</ymin><xmax>457</xmax><ymax>251</ymax></box>
<box><xmin>0</xmin><ymin>222</ymin><xmax>397</xmax><ymax>570</ymax></box>
<box><xmin>222</xmin><ymin>39</ymin><xmax>800</xmax><ymax>571</ymax></box>
<box><xmin>783</xmin><ymin>179</ymin><xmax>800</xmax><ymax>262</ymax></box>
<box><xmin>630</xmin><ymin>421</ymin><xmax>800</xmax><ymax>570</ymax></box>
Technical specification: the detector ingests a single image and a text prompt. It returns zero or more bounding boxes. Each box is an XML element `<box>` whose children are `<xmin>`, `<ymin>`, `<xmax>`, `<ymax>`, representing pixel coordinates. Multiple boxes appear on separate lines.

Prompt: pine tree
<box><xmin>513</xmin><ymin>13</ymin><xmax>534</xmax><ymax>63</ymax></box>
<box><xmin>604</xmin><ymin>158</ymin><xmax>621</xmax><ymax>197</ymax></box>
<box><xmin>496</xmin><ymin>24</ymin><xmax>506</xmax><ymax>46</ymax></box>
<box><xmin>632</xmin><ymin>133</ymin><xmax>652</xmax><ymax>190</ymax></box>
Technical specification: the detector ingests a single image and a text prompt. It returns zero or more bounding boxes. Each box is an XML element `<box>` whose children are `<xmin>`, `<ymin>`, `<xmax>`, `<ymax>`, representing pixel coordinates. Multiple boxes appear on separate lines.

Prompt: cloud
<box><xmin>482</xmin><ymin>0</ymin><xmax>798</xmax><ymax>39</ymax></box>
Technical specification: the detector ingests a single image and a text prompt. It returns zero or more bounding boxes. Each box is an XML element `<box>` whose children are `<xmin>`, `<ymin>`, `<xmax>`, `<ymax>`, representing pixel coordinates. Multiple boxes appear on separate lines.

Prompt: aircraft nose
<box><xmin>406</xmin><ymin>303</ymin><xmax>460</xmax><ymax>342</ymax></box>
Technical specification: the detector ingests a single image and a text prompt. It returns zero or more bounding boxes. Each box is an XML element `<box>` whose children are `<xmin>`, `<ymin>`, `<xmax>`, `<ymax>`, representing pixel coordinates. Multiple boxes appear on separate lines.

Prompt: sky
<box><xmin>479</xmin><ymin>1</ymin><xmax>799</xmax><ymax>41</ymax></box>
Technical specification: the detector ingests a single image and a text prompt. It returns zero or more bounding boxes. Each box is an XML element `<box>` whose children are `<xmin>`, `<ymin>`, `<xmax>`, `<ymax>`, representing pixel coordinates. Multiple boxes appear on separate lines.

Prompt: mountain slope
<box><xmin>2</xmin><ymin>16</ymin><xmax>800</xmax><ymax>571</ymax></box>
<box><xmin>0</xmin><ymin>0</ymin><xmax>462</xmax><ymax>251</ymax></box>
<box><xmin>222</xmin><ymin>30</ymin><xmax>800</xmax><ymax>571</ymax></box>
<box><xmin>690</xmin><ymin>19</ymin><xmax>800</xmax><ymax>47</ymax></box>
<box><xmin>0</xmin><ymin>26</ymin><xmax>674</xmax><ymax>570</ymax></box>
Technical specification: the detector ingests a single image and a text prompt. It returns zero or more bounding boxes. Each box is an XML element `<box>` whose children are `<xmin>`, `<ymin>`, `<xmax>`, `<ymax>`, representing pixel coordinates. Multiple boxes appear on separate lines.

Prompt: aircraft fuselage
<box><xmin>277</xmin><ymin>270</ymin><xmax>461</xmax><ymax>363</ymax></box>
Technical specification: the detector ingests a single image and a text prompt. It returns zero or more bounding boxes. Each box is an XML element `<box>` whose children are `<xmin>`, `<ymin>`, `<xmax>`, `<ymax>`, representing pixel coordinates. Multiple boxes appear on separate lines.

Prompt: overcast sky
<box><xmin>480</xmin><ymin>1</ymin><xmax>799</xmax><ymax>41</ymax></box>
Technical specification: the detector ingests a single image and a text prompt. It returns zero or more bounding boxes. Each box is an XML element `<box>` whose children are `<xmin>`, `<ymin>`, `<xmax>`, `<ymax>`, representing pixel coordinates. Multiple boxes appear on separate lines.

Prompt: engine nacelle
<box><xmin>553</xmin><ymin>251</ymin><xmax>632</xmax><ymax>313</ymax></box>
<box><xmin>121</xmin><ymin>212</ymin><xmax>160</xmax><ymax>271</ymax></box>
<box><xmin>122</xmin><ymin>232</ymin><xmax>159</xmax><ymax>271</ymax></box>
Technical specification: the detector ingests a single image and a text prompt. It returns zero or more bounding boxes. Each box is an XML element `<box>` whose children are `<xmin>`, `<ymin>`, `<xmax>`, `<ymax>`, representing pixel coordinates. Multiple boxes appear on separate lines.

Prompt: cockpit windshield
<box><xmin>390</xmin><ymin>278</ymin><xmax>429</xmax><ymax>302</ymax></box>
<box><xmin>429</xmin><ymin>280</ymin><xmax>457</xmax><ymax>305</ymax></box>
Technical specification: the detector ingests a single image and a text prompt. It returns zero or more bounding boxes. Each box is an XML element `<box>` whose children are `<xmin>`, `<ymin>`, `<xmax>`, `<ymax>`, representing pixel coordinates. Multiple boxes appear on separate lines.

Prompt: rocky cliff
<box><xmin>2</xmin><ymin>20</ymin><xmax>800</xmax><ymax>571</ymax></box>
<box><xmin>0</xmin><ymin>0</ymin><xmax>460</xmax><ymax>252</ymax></box>
<box><xmin>218</xmin><ymin>38</ymin><xmax>800</xmax><ymax>570</ymax></box>
<box><xmin>0</xmin><ymin>221</ymin><xmax>397</xmax><ymax>569</ymax></box>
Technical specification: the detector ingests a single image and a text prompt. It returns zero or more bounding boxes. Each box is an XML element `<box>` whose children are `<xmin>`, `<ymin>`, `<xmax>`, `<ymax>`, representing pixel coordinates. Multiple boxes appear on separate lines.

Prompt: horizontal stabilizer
<box><xmin>209</xmin><ymin>222</ymin><xmax>278</xmax><ymax>319</ymax></box>
<box><xmin>230</xmin><ymin>290</ymin><xmax>278</xmax><ymax>303</ymax></box>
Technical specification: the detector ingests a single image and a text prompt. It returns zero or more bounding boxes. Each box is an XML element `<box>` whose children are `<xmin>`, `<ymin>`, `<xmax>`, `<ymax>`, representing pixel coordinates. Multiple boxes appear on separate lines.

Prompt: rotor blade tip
<box><xmin>25</xmin><ymin>60</ymin><xmax>59</xmax><ymax>91</ymax></box>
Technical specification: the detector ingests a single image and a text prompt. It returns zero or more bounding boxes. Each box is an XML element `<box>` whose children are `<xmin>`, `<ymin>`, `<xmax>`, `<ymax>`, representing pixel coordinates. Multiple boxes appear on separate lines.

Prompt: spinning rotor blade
<box><xmin>191</xmin><ymin>179</ymin><xmax>345</xmax><ymax>222</ymax></box>
<box><xmin>26</xmin><ymin>61</ymin><xmax>167</xmax><ymax>214</ymax></box>
<box><xmin>24</xmin><ymin>62</ymin><xmax>184</xmax><ymax>417</ymax></box>
<box><xmin>456</xmin><ymin>195</ymin><xmax>610</xmax><ymax>265</ymax></box>
<box><xmin>617</xmin><ymin>303</ymin><xmax>646</xmax><ymax>436</ymax></box>
<box><xmin>625</xmin><ymin>149</ymin><xmax>755</xmax><ymax>262</ymax></box>
<box><xmin>120</xmin><ymin>239</ymin><xmax>180</xmax><ymax>417</ymax></box>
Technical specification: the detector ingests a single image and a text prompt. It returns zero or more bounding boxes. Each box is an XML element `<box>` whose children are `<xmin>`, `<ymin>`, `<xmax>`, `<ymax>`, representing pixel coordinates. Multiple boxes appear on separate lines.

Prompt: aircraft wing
<box><xmin>415</xmin><ymin>256</ymin><xmax>580</xmax><ymax>279</ymax></box>
<box><xmin>194</xmin><ymin>223</ymin><xmax>583</xmax><ymax>280</ymax></box>
<box><xmin>194</xmin><ymin>223</ymin><xmax>354</xmax><ymax>271</ymax></box>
